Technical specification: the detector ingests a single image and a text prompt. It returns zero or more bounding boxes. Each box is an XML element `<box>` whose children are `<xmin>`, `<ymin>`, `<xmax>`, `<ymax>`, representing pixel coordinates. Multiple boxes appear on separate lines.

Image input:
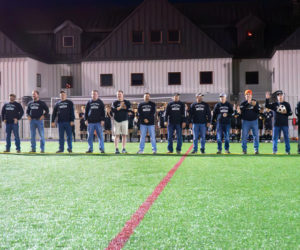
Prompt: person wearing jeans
<box><xmin>27</xmin><ymin>90</ymin><xmax>49</xmax><ymax>153</ymax></box>
<box><xmin>1</xmin><ymin>93</ymin><xmax>24</xmax><ymax>153</ymax></box>
<box><xmin>51</xmin><ymin>90</ymin><xmax>75</xmax><ymax>153</ymax></box>
<box><xmin>265</xmin><ymin>91</ymin><xmax>292</xmax><ymax>154</ymax></box>
<box><xmin>190</xmin><ymin>93</ymin><xmax>211</xmax><ymax>154</ymax></box>
<box><xmin>211</xmin><ymin>93</ymin><xmax>233</xmax><ymax>154</ymax></box>
<box><xmin>297</xmin><ymin>101</ymin><xmax>300</xmax><ymax>154</ymax></box>
<box><xmin>165</xmin><ymin>93</ymin><xmax>186</xmax><ymax>154</ymax></box>
<box><xmin>240</xmin><ymin>89</ymin><xmax>260</xmax><ymax>154</ymax></box>
<box><xmin>85</xmin><ymin>90</ymin><xmax>105</xmax><ymax>153</ymax></box>
<box><xmin>137</xmin><ymin>93</ymin><xmax>157</xmax><ymax>154</ymax></box>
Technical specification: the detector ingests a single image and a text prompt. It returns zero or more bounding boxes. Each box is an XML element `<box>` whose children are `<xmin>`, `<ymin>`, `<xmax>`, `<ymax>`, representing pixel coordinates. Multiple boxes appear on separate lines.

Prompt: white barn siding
<box><xmin>82</xmin><ymin>58</ymin><xmax>232</xmax><ymax>100</ymax></box>
<box><xmin>238</xmin><ymin>59</ymin><xmax>272</xmax><ymax>101</ymax></box>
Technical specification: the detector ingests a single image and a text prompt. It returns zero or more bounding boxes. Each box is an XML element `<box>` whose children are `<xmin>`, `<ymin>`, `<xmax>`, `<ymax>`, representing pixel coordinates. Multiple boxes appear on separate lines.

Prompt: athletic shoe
<box><xmin>153</xmin><ymin>151</ymin><xmax>157</xmax><ymax>155</ymax></box>
<box><xmin>191</xmin><ymin>150</ymin><xmax>197</xmax><ymax>154</ymax></box>
<box><xmin>225</xmin><ymin>150</ymin><xmax>230</xmax><ymax>154</ymax></box>
<box><xmin>298</xmin><ymin>151</ymin><xmax>300</xmax><ymax>155</ymax></box>
<box><xmin>216</xmin><ymin>150</ymin><xmax>222</xmax><ymax>154</ymax></box>
<box><xmin>3</xmin><ymin>150</ymin><xmax>10</xmax><ymax>153</ymax></box>
<box><xmin>200</xmin><ymin>149</ymin><xmax>205</xmax><ymax>154</ymax></box>
<box><xmin>122</xmin><ymin>148</ymin><xmax>127</xmax><ymax>154</ymax></box>
<box><xmin>100</xmin><ymin>150</ymin><xmax>105</xmax><ymax>154</ymax></box>
<box><xmin>16</xmin><ymin>150</ymin><xmax>21</xmax><ymax>153</ymax></box>
<box><xmin>286</xmin><ymin>152</ymin><xmax>290</xmax><ymax>155</ymax></box>
<box><xmin>86</xmin><ymin>150</ymin><xmax>93</xmax><ymax>154</ymax></box>
<box><xmin>56</xmin><ymin>150</ymin><xmax>63</xmax><ymax>153</ymax></box>
<box><xmin>29</xmin><ymin>150</ymin><xmax>36</xmax><ymax>153</ymax></box>
<box><xmin>255</xmin><ymin>151</ymin><xmax>259</xmax><ymax>155</ymax></box>
<box><xmin>176</xmin><ymin>151</ymin><xmax>181</xmax><ymax>154</ymax></box>
<box><xmin>68</xmin><ymin>149</ymin><xmax>72</xmax><ymax>153</ymax></box>
<box><xmin>167</xmin><ymin>151</ymin><xmax>173</xmax><ymax>154</ymax></box>
<box><xmin>243</xmin><ymin>151</ymin><xmax>247</xmax><ymax>155</ymax></box>
<box><xmin>273</xmin><ymin>151</ymin><xmax>277</xmax><ymax>155</ymax></box>
<box><xmin>115</xmin><ymin>148</ymin><xmax>120</xmax><ymax>154</ymax></box>
<box><xmin>137</xmin><ymin>150</ymin><xmax>144</xmax><ymax>154</ymax></box>
<box><xmin>40</xmin><ymin>150</ymin><xmax>45</xmax><ymax>153</ymax></box>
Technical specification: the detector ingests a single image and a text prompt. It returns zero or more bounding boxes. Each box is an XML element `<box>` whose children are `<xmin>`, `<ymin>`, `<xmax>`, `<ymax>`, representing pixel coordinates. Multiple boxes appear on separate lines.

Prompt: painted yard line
<box><xmin>106</xmin><ymin>145</ymin><xmax>193</xmax><ymax>250</ymax></box>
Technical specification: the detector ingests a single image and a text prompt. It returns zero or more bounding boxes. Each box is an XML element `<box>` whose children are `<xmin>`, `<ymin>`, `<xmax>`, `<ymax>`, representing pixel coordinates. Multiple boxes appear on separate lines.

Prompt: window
<box><xmin>200</xmin><ymin>71</ymin><xmax>213</xmax><ymax>84</ymax></box>
<box><xmin>36</xmin><ymin>73</ymin><xmax>41</xmax><ymax>88</ymax></box>
<box><xmin>245</xmin><ymin>71</ymin><xmax>259</xmax><ymax>84</ymax></box>
<box><xmin>100</xmin><ymin>74</ymin><xmax>113</xmax><ymax>87</ymax></box>
<box><xmin>246</xmin><ymin>31</ymin><xmax>255</xmax><ymax>40</ymax></box>
<box><xmin>150</xmin><ymin>31</ymin><xmax>162</xmax><ymax>43</ymax></box>
<box><xmin>61</xmin><ymin>76</ymin><xmax>73</xmax><ymax>88</ymax></box>
<box><xmin>168</xmin><ymin>30</ymin><xmax>180</xmax><ymax>43</ymax></box>
<box><xmin>131</xmin><ymin>73</ymin><xmax>144</xmax><ymax>86</ymax></box>
<box><xmin>63</xmin><ymin>36</ymin><xmax>74</xmax><ymax>47</ymax></box>
<box><xmin>168</xmin><ymin>72</ymin><xmax>181</xmax><ymax>85</ymax></box>
<box><xmin>132</xmin><ymin>31</ymin><xmax>144</xmax><ymax>44</ymax></box>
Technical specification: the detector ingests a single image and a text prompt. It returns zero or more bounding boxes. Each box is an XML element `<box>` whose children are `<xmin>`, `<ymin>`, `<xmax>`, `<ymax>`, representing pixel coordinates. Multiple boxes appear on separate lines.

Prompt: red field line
<box><xmin>106</xmin><ymin>145</ymin><xmax>193</xmax><ymax>250</ymax></box>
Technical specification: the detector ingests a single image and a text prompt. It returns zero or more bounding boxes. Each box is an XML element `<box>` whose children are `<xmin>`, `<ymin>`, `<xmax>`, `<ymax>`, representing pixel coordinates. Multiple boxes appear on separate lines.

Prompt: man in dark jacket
<box><xmin>85</xmin><ymin>90</ymin><xmax>105</xmax><ymax>153</ymax></box>
<box><xmin>137</xmin><ymin>93</ymin><xmax>157</xmax><ymax>154</ymax></box>
<box><xmin>27</xmin><ymin>90</ymin><xmax>49</xmax><ymax>153</ymax></box>
<box><xmin>190</xmin><ymin>93</ymin><xmax>211</xmax><ymax>154</ymax></box>
<box><xmin>240</xmin><ymin>89</ymin><xmax>260</xmax><ymax>154</ymax></box>
<box><xmin>51</xmin><ymin>90</ymin><xmax>75</xmax><ymax>153</ymax></box>
<box><xmin>1</xmin><ymin>93</ymin><xmax>24</xmax><ymax>153</ymax></box>
<box><xmin>164</xmin><ymin>93</ymin><xmax>186</xmax><ymax>154</ymax></box>
<box><xmin>211</xmin><ymin>93</ymin><xmax>233</xmax><ymax>154</ymax></box>
<box><xmin>265</xmin><ymin>91</ymin><xmax>292</xmax><ymax>154</ymax></box>
<box><xmin>296</xmin><ymin>101</ymin><xmax>300</xmax><ymax>154</ymax></box>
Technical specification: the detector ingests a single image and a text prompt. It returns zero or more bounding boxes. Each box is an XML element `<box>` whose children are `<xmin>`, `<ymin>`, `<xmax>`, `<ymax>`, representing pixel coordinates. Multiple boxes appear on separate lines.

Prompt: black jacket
<box><xmin>265</xmin><ymin>98</ymin><xmax>292</xmax><ymax>127</ymax></box>
<box><xmin>111</xmin><ymin>100</ymin><xmax>131</xmax><ymax>122</ymax></box>
<box><xmin>240</xmin><ymin>100</ymin><xmax>260</xmax><ymax>121</ymax></box>
<box><xmin>189</xmin><ymin>101</ymin><xmax>211</xmax><ymax>124</ymax></box>
<box><xmin>211</xmin><ymin>102</ymin><xmax>233</xmax><ymax>125</ymax></box>
<box><xmin>165</xmin><ymin>101</ymin><xmax>186</xmax><ymax>125</ymax></box>
<box><xmin>26</xmin><ymin>100</ymin><xmax>49</xmax><ymax>119</ymax></box>
<box><xmin>52</xmin><ymin>99</ymin><xmax>75</xmax><ymax>123</ymax></box>
<box><xmin>138</xmin><ymin>101</ymin><xmax>156</xmax><ymax>125</ymax></box>
<box><xmin>1</xmin><ymin>101</ymin><xmax>24</xmax><ymax>124</ymax></box>
<box><xmin>84</xmin><ymin>99</ymin><xmax>105</xmax><ymax>123</ymax></box>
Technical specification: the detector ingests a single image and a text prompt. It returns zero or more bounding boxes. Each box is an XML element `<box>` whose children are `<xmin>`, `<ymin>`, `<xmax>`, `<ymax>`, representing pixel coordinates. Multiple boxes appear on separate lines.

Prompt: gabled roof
<box><xmin>276</xmin><ymin>27</ymin><xmax>300</xmax><ymax>50</ymax></box>
<box><xmin>236</xmin><ymin>14</ymin><xmax>265</xmax><ymax>28</ymax></box>
<box><xmin>53</xmin><ymin>20</ymin><xmax>83</xmax><ymax>33</ymax></box>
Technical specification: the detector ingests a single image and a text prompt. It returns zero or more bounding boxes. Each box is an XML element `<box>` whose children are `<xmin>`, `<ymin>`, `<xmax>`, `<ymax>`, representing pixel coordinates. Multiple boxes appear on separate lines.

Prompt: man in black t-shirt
<box><xmin>296</xmin><ymin>101</ymin><xmax>300</xmax><ymax>154</ymax></box>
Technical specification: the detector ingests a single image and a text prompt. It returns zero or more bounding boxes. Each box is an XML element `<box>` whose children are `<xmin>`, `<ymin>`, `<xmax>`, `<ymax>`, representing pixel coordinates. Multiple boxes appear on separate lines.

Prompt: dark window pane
<box><xmin>246</xmin><ymin>71</ymin><xmax>259</xmax><ymax>84</ymax></box>
<box><xmin>200</xmin><ymin>71</ymin><xmax>213</xmax><ymax>84</ymax></box>
<box><xmin>63</xmin><ymin>36</ymin><xmax>74</xmax><ymax>47</ymax></box>
<box><xmin>168</xmin><ymin>30</ymin><xmax>180</xmax><ymax>43</ymax></box>
<box><xmin>61</xmin><ymin>76</ymin><xmax>73</xmax><ymax>88</ymax></box>
<box><xmin>36</xmin><ymin>73</ymin><xmax>42</xmax><ymax>87</ymax></box>
<box><xmin>100</xmin><ymin>74</ymin><xmax>113</xmax><ymax>87</ymax></box>
<box><xmin>132</xmin><ymin>31</ymin><xmax>144</xmax><ymax>43</ymax></box>
<box><xmin>131</xmin><ymin>73</ymin><xmax>143</xmax><ymax>86</ymax></box>
<box><xmin>168</xmin><ymin>72</ymin><xmax>181</xmax><ymax>85</ymax></box>
<box><xmin>150</xmin><ymin>31</ymin><xmax>162</xmax><ymax>43</ymax></box>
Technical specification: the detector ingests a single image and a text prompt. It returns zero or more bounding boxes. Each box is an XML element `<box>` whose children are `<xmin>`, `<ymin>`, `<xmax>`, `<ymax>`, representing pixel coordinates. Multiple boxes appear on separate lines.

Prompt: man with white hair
<box><xmin>265</xmin><ymin>91</ymin><xmax>292</xmax><ymax>154</ymax></box>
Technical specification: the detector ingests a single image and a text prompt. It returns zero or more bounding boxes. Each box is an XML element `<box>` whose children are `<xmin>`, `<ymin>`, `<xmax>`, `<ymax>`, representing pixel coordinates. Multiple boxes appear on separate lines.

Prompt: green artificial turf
<box><xmin>0</xmin><ymin>141</ymin><xmax>299</xmax><ymax>249</ymax></box>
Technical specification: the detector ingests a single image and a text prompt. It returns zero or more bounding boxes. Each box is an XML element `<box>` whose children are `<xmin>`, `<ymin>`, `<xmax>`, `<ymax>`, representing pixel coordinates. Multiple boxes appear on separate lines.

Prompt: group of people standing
<box><xmin>1</xmin><ymin>89</ymin><xmax>300</xmax><ymax>154</ymax></box>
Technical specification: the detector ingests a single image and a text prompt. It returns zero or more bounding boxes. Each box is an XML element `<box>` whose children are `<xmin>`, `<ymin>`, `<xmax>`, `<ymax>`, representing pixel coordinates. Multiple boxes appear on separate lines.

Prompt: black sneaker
<box><xmin>176</xmin><ymin>151</ymin><xmax>181</xmax><ymax>154</ymax></box>
<box><xmin>122</xmin><ymin>148</ymin><xmax>128</xmax><ymax>154</ymax></box>
<box><xmin>225</xmin><ymin>150</ymin><xmax>230</xmax><ymax>154</ymax></box>
<box><xmin>29</xmin><ymin>150</ymin><xmax>36</xmax><ymax>153</ymax></box>
<box><xmin>3</xmin><ymin>150</ymin><xmax>10</xmax><ymax>153</ymax></box>
<box><xmin>68</xmin><ymin>149</ymin><xmax>72</xmax><ymax>153</ymax></box>
<box><xmin>286</xmin><ymin>152</ymin><xmax>290</xmax><ymax>155</ymax></box>
<box><xmin>216</xmin><ymin>150</ymin><xmax>222</xmax><ymax>154</ymax></box>
<box><xmin>152</xmin><ymin>151</ymin><xmax>157</xmax><ymax>155</ymax></box>
<box><xmin>137</xmin><ymin>150</ymin><xmax>144</xmax><ymax>154</ymax></box>
<box><xmin>255</xmin><ymin>151</ymin><xmax>259</xmax><ymax>155</ymax></box>
<box><xmin>191</xmin><ymin>150</ymin><xmax>197</xmax><ymax>154</ymax></box>
<box><xmin>243</xmin><ymin>151</ymin><xmax>247</xmax><ymax>155</ymax></box>
<box><xmin>273</xmin><ymin>151</ymin><xmax>277</xmax><ymax>155</ymax></box>
<box><xmin>200</xmin><ymin>149</ymin><xmax>205</xmax><ymax>154</ymax></box>
<box><xmin>56</xmin><ymin>150</ymin><xmax>63</xmax><ymax>153</ymax></box>
<box><xmin>16</xmin><ymin>150</ymin><xmax>21</xmax><ymax>154</ymax></box>
<box><xmin>40</xmin><ymin>150</ymin><xmax>45</xmax><ymax>153</ymax></box>
<box><xmin>167</xmin><ymin>151</ymin><xmax>173</xmax><ymax>154</ymax></box>
<box><xmin>115</xmin><ymin>148</ymin><xmax>120</xmax><ymax>154</ymax></box>
<box><xmin>86</xmin><ymin>150</ymin><xmax>93</xmax><ymax>154</ymax></box>
<box><xmin>100</xmin><ymin>150</ymin><xmax>105</xmax><ymax>154</ymax></box>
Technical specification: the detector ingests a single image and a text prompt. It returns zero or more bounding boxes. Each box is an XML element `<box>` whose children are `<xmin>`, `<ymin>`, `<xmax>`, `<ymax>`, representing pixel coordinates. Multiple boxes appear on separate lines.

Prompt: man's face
<box><xmin>60</xmin><ymin>92</ymin><xmax>67</xmax><ymax>100</ymax></box>
<box><xmin>277</xmin><ymin>94</ymin><xmax>284</xmax><ymax>103</ymax></box>
<box><xmin>81</xmin><ymin>106</ymin><xmax>85</xmax><ymax>112</ymax></box>
<box><xmin>196</xmin><ymin>96</ymin><xmax>203</xmax><ymax>102</ymax></box>
<box><xmin>117</xmin><ymin>91</ymin><xmax>123</xmax><ymax>100</ymax></box>
<box><xmin>32</xmin><ymin>91</ymin><xmax>38</xmax><ymax>100</ymax></box>
<box><xmin>173</xmin><ymin>95</ymin><xmax>180</xmax><ymax>102</ymax></box>
<box><xmin>9</xmin><ymin>95</ymin><xmax>16</xmax><ymax>102</ymax></box>
<box><xmin>220</xmin><ymin>96</ymin><xmax>226</xmax><ymax>103</ymax></box>
<box><xmin>92</xmin><ymin>91</ymin><xmax>98</xmax><ymax>100</ymax></box>
<box><xmin>144</xmin><ymin>94</ymin><xmax>150</xmax><ymax>102</ymax></box>
<box><xmin>245</xmin><ymin>93</ymin><xmax>252</xmax><ymax>101</ymax></box>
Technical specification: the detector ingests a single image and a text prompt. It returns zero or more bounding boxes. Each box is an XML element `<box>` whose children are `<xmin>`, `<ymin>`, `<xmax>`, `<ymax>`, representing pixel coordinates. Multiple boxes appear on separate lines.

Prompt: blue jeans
<box><xmin>139</xmin><ymin>124</ymin><xmax>157</xmax><ymax>152</ymax></box>
<box><xmin>192</xmin><ymin>123</ymin><xmax>207</xmax><ymax>152</ymax></box>
<box><xmin>87</xmin><ymin>123</ymin><xmax>105</xmax><ymax>152</ymax></box>
<box><xmin>167</xmin><ymin>123</ymin><xmax>182</xmax><ymax>152</ymax></box>
<box><xmin>30</xmin><ymin>120</ymin><xmax>45</xmax><ymax>151</ymax></box>
<box><xmin>58</xmin><ymin>122</ymin><xmax>72</xmax><ymax>152</ymax></box>
<box><xmin>242</xmin><ymin>119</ymin><xmax>259</xmax><ymax>152</ymax></box>
<box><xmin>6</xmin><ymin>123</ymin><xmax>20</xmax><ymax>151</ymax></box>
<box><xmin>216</xmin><ymin>123</ymin><xmax>230</xmax><ymax>151</ymax></box>
<box><xmin>273</xmin><ymin>126</ymin><xmax>290</xmax><ymax>153</ymax></box>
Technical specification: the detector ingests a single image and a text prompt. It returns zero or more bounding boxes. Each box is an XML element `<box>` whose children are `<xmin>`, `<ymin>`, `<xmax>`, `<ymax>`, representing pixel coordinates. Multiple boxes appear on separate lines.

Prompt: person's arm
<box><xmin>181</xmin><ymin>102</ymin><xmax>186</xmax><ymax>124</ymax></box>
<box><xmin>228</xmin><ymin>103</ymin><xmax>234</xmax><ymax>116</ymax></box>
<box><xmin>211</xmin><ymin>104</ymin><xmax>218</xmax><ymax>124</ymax></box>
<box><xmin>100</xmin><ymin>101</ymin><xmax>105</xmax><ymax>122</ymax></box>
<box><xmin>26</xmin><ymin>103</ymin><xmax>31</xmax><ymax>117</ymax></box>
<box><xmin>18</xmin><ymin>103</ymin><xmax>24</xmax><ymax>120</ymax></box>
<box><xmin>43</xmin><ymin>102</ymin><xmax>49</xmax><ymax>116</ymax></box>
<box><xmin>1</xmin><ymin>104</ymin><xmax>6</xmax><ymax>122</ymax></box>
<box><xmin>51</xmin><ymin>104</ymin><xmax>58</xmax><ymax>123</ymax></box>
<box><xmin>296</xmin><ymin>102</ymin><xmax>300</xmax><ymax>117</ymax></box>
<box><xmin>286</xmin><ymin>103</ymin><xmax>292</xmax><ymax>117</ymax></box>
<box><xmin>84</xmin><ymin>102</ymin><xmax>90</xmax><ymax>121</ymax></box>
<box><xmin>189</xmin><ymin>104</ymin><xmax>194</xmax><ymax>123</ymax></box>
<box><xmin>206</xmin><ymin>104</ymin><xmax>212</xmax><ymax>123</ymax></box>
<box><xmin>70</xmin><ymin>101</ymin><xmax>75</xmax><ymax>122</ymax></box>
<box><xmin>164</xmin><ymin>104</ymin><xmax>170</xmax><ymax>123</ymax></box>
<box><xmin>126</xmin><ymin>100</ymin><xmax>132</xmax><ymax>111</ymax></box>
<box><xmin>253</xmin><ymin>101</ymin><xmax>260</xmax><ymax>113</ymax></box>
<box><xmin>111</xmin><ymin>101</ymin><xmax>117</xmax><ymax>113</ymax></box>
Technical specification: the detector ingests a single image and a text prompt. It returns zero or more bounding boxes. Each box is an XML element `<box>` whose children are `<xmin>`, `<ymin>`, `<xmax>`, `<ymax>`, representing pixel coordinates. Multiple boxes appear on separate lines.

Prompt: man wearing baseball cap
<box><xmin>240</xmin><ymin>89</ymin><xmax>260</xmax><ymax>154</ymax></box>
<box><xmin>211</xmin><ymin>93</ymin><xmax>233</xmax><ymax>154</ymax></box>
<box><xmin>189</xmin><ymin>93</ymin><xmax>211</xmax><ymax>154</ymax></box>
<box><xmin>265</xmin><ymin>91</ymin><xmax>292</xmax><ymax>154</ymax></box>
